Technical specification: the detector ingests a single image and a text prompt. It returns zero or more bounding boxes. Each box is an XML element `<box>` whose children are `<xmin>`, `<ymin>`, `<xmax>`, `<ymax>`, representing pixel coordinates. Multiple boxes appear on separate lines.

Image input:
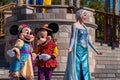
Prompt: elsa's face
<box><xmin>80</xmin><ymin>12</ymin><xmax>87</xmax><ymax>22</ymax></box>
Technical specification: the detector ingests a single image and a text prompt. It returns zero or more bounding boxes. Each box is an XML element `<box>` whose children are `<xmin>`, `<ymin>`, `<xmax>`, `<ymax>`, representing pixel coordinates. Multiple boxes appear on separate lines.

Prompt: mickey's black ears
<box><xmin>35</xmin><ymin>23</ymin><xmax>59</xmax><ymax>34</ymax></box>
<box><xmin>9</xmin><ymin>25</ymin><xmax>19</xmax><ymax>35</ymax></box>
<box><xmin>48</xmin><ymin>23</ymin><xmax>59</xmax><ymax>33</ymax></box>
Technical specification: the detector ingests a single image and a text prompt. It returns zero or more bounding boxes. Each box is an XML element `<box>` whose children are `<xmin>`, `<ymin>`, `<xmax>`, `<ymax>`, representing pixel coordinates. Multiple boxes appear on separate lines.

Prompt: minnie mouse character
<box><xmin>7</xmin><ymin>24</ymin><xmax>35</xmax><ymax>80</ymax></box>
<box><xmin>33</xmin><ymin>23</ymin><xmax>59</xmax><ymax>80</ymax></box>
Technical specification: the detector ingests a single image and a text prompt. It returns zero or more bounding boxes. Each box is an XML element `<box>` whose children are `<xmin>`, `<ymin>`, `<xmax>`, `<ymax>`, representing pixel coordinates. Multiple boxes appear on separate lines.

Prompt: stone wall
<box><xmin>3</xmin><ymin>6</ymin><xmax>97</xmax><ymax>76</ymax></box>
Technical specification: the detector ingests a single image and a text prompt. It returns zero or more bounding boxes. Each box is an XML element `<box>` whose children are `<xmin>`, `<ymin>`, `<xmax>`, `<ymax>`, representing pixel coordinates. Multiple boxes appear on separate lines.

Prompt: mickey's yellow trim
<box><xmin>52</xmin><ymin>46</ymin><xmax>58</xmax><ymax>57</ymax></box>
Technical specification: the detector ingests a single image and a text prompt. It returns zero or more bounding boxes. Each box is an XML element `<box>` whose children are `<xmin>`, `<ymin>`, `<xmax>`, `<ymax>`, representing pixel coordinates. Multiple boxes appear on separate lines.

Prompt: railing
<box><xmin>0</xmin><ymin>3</ymin><xmax>16</xmax><ymax>12</ymax></box>
<box><xmin>22</xmin><ymin>4</ymin><xmax>74</xmax><ymax>13</ymax></box>
<box><xmin>0</xmin><ymin>3</ymin><xmax>16</xmax><ymax>37</ymax></box>
<box><xmin>95</xmin><ymin>10</ymin><xmax>120</xmax><ymax>48</ymax></box>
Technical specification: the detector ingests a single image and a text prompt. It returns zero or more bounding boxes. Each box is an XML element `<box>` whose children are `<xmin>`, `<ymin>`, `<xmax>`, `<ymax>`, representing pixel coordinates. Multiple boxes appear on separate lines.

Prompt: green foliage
<box><xmin>0</xmin><ymin>0</ymin><xmax>9</xmax><ymax>6</ymax></box>
<box><xmin>88</xmin><ymin>1</ymin><xmax>105</xmax><ymax>11</ymax></box>
<box><xmin>52</xmin><ymin>0</ymin><xmax>59</xmax><ymax>5</ymax></box>
<box><xmin>80</xmin><ymin>0</ymin><xmax>105</xmax><ymax>11</ymax></box>
<box><xmin>52</xmin><ymin>0</ymin><xmax>68</xmax><ymax>5</ymax></box>
<box><xmin>80</xmin><ymin>0</ymin><xmax>87</xmax><ymax>6</ymax></box>
<box><xmin>65</xmin><ymin>0</ymin><xmax>68</xmax><ymax>5</ymax></box>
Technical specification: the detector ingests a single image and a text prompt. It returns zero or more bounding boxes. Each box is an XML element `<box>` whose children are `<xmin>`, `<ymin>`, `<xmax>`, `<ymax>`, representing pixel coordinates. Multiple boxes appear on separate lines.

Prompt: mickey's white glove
<box><xmin>41</xmin><ymin>54</ymin><xmax>51</xmax><ymax>61</ymax></box>
<box><xmin>7</xmin><ymin>50</ymin><xmax>15</xmax><ymax>57</ymax></box>
<box><xmin>38</xmin><ymin>54</ymin><xmax>43</xmax><ymax>60</ymax></box>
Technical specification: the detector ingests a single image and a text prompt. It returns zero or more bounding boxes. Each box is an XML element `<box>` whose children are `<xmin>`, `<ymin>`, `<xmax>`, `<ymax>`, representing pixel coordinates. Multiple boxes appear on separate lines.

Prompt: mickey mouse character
<box><xmin>7</xmin><ymin>24</ymin><xmax>35</xmax><ymax>80</ymax></box>
<box><xmin>33</xmin><ymin>23</ymin><xmax>59</xmax><ymax>80</ymax></box>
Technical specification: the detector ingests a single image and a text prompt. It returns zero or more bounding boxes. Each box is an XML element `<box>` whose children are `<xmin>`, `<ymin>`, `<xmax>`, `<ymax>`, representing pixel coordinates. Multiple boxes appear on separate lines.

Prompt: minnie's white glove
<box><xmin>41</xmin><ymin>54</ymin><xmax>51</xmax><ymax>61</ymax></box>
<box><xmin>7</xmin><ymin>50</ymin><xmax>15</xmax><ymax>57</ymax></box>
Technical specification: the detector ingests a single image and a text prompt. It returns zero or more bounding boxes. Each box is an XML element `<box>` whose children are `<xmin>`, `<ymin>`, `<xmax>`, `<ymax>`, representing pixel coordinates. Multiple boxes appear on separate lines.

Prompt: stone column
<box><xmin>34</xmin><ymin>0</ymin><xmax>36</xmax><ymax>5</ymax></box>
<box><xmin>68</xmin><ymin>0</ymin><xmax>73</xmax><ymax>6</ymax></box>
<box><xmin>25</xmin><ymin>0</ymin><xmax>29</xmax><ymax>4</ymax></box>
<box><xmin>73</xmin><ymin>0</ymin><xmax>80</xmax><ymax>8</ymax></box>
<box><xmin>60</xmin><ymin>0</ymin><xmax>65</xmax><ymax>5</ymax></box>
<box><xmin>76</xmin><ymin>0</ymin><xmax>80</xmax><ymax>8</ymax></box>
<box><xmin>112</xmin><ymin>0</ymin><xmax>119</xmax><ymax>48</ymax></box>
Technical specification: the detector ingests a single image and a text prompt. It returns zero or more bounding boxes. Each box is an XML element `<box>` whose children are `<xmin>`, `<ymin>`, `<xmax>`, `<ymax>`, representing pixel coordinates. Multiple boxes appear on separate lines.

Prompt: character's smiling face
<box><xmin>19</xmin><ymin>27</ymin><xmax>34</xmax><ymax>43</ymax></box>
<box><xmin>36</xmin><ymin>29</ymin><xmax>51</xmax><ymax>46</ymax></box>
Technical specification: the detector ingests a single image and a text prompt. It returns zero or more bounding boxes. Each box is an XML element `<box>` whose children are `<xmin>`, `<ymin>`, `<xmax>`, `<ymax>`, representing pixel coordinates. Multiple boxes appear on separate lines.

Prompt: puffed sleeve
<box><xmin>12</xmin><ymin>39</ymin><xmax>24</xmax><ymax>59</ymax></box>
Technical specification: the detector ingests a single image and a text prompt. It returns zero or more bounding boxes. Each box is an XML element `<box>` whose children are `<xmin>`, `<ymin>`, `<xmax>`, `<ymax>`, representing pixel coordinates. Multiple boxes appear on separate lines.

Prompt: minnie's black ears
<box><xmin>48</xmin><ymin>23</ymin><xmax>59</xmax><ymax>33</ymax></box>
<box><xmin>9</xmin><ymin>25</ymin><xmax>19</xmax><ymax>35</ymax></box>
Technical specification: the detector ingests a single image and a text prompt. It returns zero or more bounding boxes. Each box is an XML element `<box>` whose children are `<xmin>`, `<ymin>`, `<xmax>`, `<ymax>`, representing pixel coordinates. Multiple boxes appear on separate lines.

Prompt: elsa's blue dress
<box><xmin>63</xmin><ymin>24</ymin><xmax>98</xmax><ymax>80</ymax></box>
